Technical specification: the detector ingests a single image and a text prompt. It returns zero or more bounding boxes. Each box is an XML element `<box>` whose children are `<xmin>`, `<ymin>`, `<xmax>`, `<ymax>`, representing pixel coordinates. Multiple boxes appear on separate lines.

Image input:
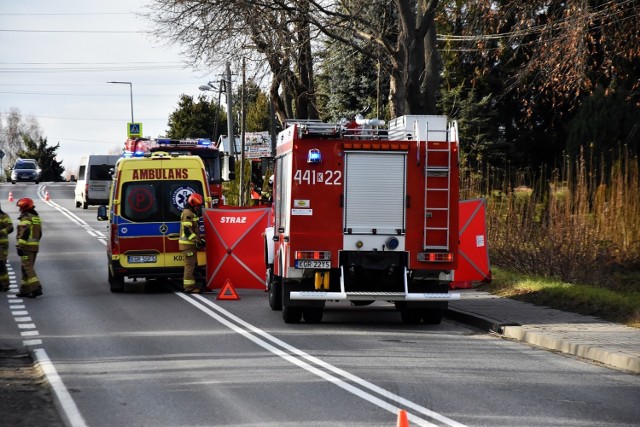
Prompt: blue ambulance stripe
<box><xmin>116</xmin><ymin>220</ymin><xmax>180</xmax><ymax>237</ymax></box>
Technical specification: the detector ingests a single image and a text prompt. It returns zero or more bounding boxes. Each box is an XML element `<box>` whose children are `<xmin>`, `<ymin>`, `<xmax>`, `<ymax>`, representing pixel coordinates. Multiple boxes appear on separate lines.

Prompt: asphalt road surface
<box><xmin>0</xmin><ymin>182</ymin><xmax>639</xmax><ymax>427</ymax></box>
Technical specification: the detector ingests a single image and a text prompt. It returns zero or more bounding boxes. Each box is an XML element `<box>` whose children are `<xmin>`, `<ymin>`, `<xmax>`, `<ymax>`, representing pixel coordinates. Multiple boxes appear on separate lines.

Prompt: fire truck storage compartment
<box><xmin>343</xmin><ymin>151</ymin><xmax>406</xmax><ymax>235</ymax></box>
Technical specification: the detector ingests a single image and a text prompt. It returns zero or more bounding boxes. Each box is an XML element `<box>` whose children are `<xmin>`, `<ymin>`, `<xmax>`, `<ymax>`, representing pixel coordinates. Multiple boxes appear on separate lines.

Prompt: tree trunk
<box><xmin>388</xmin><ymin>0</ymin><xmax>440</xmax><ymax>117</ymax></box>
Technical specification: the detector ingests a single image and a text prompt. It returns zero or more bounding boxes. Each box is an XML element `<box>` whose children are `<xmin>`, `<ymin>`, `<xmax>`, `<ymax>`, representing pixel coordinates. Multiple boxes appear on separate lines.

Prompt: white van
<box><xmin>75</xmin><ymin>155</ymin><xmax>121</xmax><ymax>209</ymax></box>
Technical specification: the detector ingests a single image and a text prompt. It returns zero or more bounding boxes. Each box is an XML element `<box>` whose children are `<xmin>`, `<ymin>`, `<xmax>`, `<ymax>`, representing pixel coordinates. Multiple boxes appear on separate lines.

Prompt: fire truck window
<box><xmin>89</xmin><ymin>164</ymin><xmax>112</xmax><ymax>180</ymax></box>
<box><xmin>121</xmin><ymin>183</ymin><xmax>161</xmax><ymax>222</ymax></box>
<box><xmin>203</xmin><ymin>158</ymin><xmax>221</xmax><ymax>183</ymax></box>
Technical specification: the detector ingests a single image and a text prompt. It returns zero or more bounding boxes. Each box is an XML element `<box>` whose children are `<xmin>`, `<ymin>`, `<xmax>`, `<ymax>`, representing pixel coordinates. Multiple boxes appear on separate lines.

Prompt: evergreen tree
<box><xmin>245</xmin><ymin>90</ymin><xmax>270</xmax><ymax>132</ymax></box>
<box><xmin>17</xmin><ymin>135</ymin><xmax>65</xmax><ymax>182</ymax></box>
<box><xmin>315</xmin><ymin>40</ymin><xmax>386</xmax><ymax>121</ymax></box>
<box><xmin>567</xmin><ymin>87</ymin><xmax>640</xmax><ymax>163</ymax></box>
<box><xmin>166</xmin><ymin>94</ymin><xmax>226</xmax><ymax>140</ymax></box>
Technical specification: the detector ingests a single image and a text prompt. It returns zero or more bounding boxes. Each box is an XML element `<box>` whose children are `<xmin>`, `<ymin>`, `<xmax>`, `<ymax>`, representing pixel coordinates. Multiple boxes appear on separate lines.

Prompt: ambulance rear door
<box><xmin>115</xmin><ymin>158</ymin><xmax>206</xmax><ymax>272</ymax></box>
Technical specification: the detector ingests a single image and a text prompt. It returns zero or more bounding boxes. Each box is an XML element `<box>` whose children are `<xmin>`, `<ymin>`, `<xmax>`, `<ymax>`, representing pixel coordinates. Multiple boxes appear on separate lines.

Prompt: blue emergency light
<box><xmin>307</xmin><ymin>148</ymin><xmax>322</xmax><ymax>163</ymax></box>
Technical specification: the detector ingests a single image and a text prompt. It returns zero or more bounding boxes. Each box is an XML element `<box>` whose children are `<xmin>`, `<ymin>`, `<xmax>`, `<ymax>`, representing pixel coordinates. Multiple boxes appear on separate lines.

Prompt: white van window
<box><xmin>90</xmin><ymin>164</ymin><xmax>112</xmax><ymax>180</ymax></box>
<box><xmin>78</xmin><ymin>165</ymin><xmax>86</xmax><ymax>180</ymax></box>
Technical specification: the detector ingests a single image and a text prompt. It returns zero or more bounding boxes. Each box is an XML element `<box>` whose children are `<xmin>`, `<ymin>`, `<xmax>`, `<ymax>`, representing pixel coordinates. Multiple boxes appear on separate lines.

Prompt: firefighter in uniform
<box><xmin>15</xmin><ymin>198</ymin><xmax>43</xmax><ymax>298</ymax></box>
<box><xmin>179</xmin><ymin>193</ymin><xmax>205</xmax><ymax>293</ymax></box>
<box><xmin>261</xmin><ymin>175</ymin><xmax>274</xmax><ymax>203</ymax></box>
<box><xmin>0</xmin><ymin>203</ymin><xmax>14</xmax><ymax>292</ymax></box>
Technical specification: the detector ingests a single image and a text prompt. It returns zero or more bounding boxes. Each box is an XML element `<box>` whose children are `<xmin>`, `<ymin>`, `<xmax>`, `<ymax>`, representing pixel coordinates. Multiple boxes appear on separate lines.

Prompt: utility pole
<box><xmin>224</xmin><ymin>63</ymin><xmax>235</xmax><ymax>157</ymax></box>
<box><xmin>240</xmin><ymin>57</ymin><xmax>247</xmax><ymax>206</ymax></box>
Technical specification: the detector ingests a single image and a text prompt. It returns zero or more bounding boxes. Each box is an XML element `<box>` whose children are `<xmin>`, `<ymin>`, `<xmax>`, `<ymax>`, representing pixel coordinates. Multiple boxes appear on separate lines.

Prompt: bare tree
<box><xmin>272</xmin><ymin>0</ymin><xmax>443</xmax><ymax>116</ymax></box>
<box><xmin>146</xmin><ymin>0</ymin><xmax>444</xmax><ymax>121</ymax></box>
<box><xmin>442</xmin><ymin>0</ymin><xmax>640</xmax><ymax>115</ymax></box>
<box><xmin>145</xmin><ymin>0</ymin><xmax>318</xmax><ymax>124</ymax></box>
<box><xmin>0</xmin><ymin>109</ymin><xmax>42</xmax><ymax>178</ymax></box>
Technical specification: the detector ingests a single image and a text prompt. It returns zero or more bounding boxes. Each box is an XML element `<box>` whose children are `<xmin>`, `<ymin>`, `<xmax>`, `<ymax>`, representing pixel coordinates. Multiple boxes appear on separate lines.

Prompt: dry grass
<box><xmin>462</xmin><ymin>147</ymin><xmax>640</xmax><ymax>325</ymax></box>
<box><xmin>486</xmin><ymin>267</ymin><xmax>640</xmax><ymax>327</ymax></box>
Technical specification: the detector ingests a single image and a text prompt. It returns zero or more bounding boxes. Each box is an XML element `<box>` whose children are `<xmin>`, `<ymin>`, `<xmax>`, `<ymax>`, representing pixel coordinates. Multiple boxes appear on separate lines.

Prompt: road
<box><xmin>1</xmin><ymin>182</ymin><xmax>639</xmax><ymax>427</ymax></box>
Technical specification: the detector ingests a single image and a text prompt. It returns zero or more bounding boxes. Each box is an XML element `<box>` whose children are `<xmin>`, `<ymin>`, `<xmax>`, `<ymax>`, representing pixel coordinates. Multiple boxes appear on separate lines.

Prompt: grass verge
<box><xmin>479</xmin><ymin>266</ymin><xmax>640</xmax><ymax>328</ymax></box>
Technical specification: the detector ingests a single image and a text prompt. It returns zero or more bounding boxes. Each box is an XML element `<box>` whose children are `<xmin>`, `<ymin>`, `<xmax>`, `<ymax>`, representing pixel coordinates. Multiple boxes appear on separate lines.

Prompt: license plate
<box><xmin>295</xmin><ymin>260</ymin><xmax>331</xmax><ymax>269</ymax></box>
<box><xmin>128</xmin><ymin>255</ymin><xmax>157</xmax><ymax>264</ymax></box>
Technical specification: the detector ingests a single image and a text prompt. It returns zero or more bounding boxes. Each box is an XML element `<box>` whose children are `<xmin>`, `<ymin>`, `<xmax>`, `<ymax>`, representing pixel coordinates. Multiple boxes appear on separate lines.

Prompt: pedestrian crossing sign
<box><xmin>128</xmin><ymin>122</ymin><xmax>143</xmax><ymax>138</ymax></box>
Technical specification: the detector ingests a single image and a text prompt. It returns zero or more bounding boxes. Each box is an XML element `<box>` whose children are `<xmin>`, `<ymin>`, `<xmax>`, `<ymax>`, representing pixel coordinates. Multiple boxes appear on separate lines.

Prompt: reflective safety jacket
<box><xmin>0</xmin><ymin>211</ymin><xmax>13</xmax><ymax>249</ymax></box>
<box><xmin>17</xmin><ymin>211</ymin><xmax>42</xmax><ymax>253</ymax></box>
<box><xmin>178</xmin><ymin>207</ymin><xmax>200</xmax><ymax>250</ymax></box>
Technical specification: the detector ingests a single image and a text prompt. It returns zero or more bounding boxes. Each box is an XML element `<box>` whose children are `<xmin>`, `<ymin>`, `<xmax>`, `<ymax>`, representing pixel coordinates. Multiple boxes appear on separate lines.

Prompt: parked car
<box><xmin>11</xmin><ymin>159</ymin><xmax>41</xmax><ymax>184</ymax></box>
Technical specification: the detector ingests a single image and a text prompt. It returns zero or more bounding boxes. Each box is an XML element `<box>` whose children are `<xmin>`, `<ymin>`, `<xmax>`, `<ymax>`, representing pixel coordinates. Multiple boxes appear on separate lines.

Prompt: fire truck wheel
<box><xmin>108</xmin><ymin>269</ymin><xmax>125</xmax><ymax>293</ymax></box>
<box><xmin>282</xmin><ymin>306</ymin><xmax>303</xmax><ymax>323</ymax></box>
<box><xmin>302</xmin><ymin>307</ymin><xmax>323</xmax><ymax>323</ymax></box>
<box><xmin>399</xmin><ymin>308</ymin><xmax>422</xmax><ymax>324</ymax></box>
<box><xmin>268</xmin><ymin>272</ymin><xmax>282</xmax><ymax>311</ymax></box>
<box><xmin>421</xmin><ymin>309</ymin><xmax>443</xmax><ymax>325</ymax></box>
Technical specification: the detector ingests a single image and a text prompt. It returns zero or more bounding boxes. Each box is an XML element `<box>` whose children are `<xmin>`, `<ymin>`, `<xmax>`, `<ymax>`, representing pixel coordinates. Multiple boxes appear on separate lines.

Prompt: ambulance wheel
<box><xmin>82</xmin><ymin>198</ymin><xmax>88</xmax><ymax>209</ymax></box>
<box><xmin>108</xmin><ymin>269</ymin><xmax>124</xmax><ymax>293</ymax></box>
<box><xmin>282</xmin><ymin>305</ymin><xmax>303</xmax><ymax>323</ymax></box>
<box><xmin>75</xmin><ymin>200</ymin><xmax>81</xmax><ymax>208</ymax></box>
<box><xmin>302</xmin><ymin>307</ymin><xmax>323</xmax><ymax>323</ymax></box>
<box><xmin>268</xmin><ymin>270</ymin><xmax>282</xmax><ymax>311</ymax></box>
<box><xmin>421</xmin><ymin>309</ymin><xmax>443</xmax><ymax>325</ymax></box>
<box><xmin>399</xmin><ymin>308</ymin><xmax>422</xmax><ymax>324</ymax></box>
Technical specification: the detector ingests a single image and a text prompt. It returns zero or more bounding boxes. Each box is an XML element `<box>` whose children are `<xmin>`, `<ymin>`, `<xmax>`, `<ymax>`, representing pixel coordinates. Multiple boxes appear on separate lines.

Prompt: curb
<box><xmin>445</xmin><ymin>306</ymin><xmax>519</xmax><ymax>333</ymax></box>
<box><xmin>500</xmin><ymin>325</ymin><xmax>640</xmax><ymax>374</ymax></box>
<box><xmin>446</xmin><ymin>308</ymin><xmax>640</xmax><ymax>374</ymax></box>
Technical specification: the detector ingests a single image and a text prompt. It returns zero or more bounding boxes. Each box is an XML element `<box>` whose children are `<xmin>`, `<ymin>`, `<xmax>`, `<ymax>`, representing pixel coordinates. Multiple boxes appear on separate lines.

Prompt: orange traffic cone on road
<box><xmin>8</xmin><ymin>191</ymin><xmax>13</xmax><ymax>202</ymax></box>
<box><xmin>396</xmin><ymin>409</ymin><xmax>409</xmax><ymax>427</ymax></box>
<box><xmin>45</xmin><ymin>191</ymin><xmax>50</xmax><ymax>201</ymax></box>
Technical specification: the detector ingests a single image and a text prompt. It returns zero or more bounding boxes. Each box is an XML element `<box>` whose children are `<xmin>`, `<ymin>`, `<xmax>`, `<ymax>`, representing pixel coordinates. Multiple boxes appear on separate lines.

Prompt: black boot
<box><xmin>29</xmin><ymin>289</ymin><xmax>43</xmax><ymax>298</ymax></box>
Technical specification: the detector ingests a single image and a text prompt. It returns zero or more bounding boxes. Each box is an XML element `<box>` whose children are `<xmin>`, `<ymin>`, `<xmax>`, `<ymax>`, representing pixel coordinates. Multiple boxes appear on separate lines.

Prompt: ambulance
<box><xmin>97</xmin><ymin>152</ymin><xmax>212</xmax><ymax>292</ymax></box>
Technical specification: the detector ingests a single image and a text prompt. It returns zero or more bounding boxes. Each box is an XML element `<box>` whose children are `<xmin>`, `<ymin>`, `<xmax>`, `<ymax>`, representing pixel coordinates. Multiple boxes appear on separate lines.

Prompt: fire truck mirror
<box><xmin>221</xmin><ymin>154</ymin><xmax>236</xmax><ymax>181</ymax></box>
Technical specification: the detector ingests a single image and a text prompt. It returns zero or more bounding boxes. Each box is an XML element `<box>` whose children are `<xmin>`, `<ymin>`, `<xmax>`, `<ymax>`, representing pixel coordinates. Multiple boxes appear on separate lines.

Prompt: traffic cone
<box><xmin>396</xmin><ymin>409</ymin><xmax>409</xmax><ymax>427</ymax></box>
<box><xmin>45</xmin><ymin>191</ymin><xmax>50</xmax><ymax>201</ymax></box>
<box><xmin>8</xmin><ymin>191</ymin><xmax>13</xmax><ymax>202</ymax></box>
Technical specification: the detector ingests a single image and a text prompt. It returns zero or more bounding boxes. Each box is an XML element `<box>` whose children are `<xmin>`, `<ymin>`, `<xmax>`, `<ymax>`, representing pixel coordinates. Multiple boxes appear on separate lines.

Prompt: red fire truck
<box><xmin>264</xmin><ymin>115</ymin><xmax>461</xmax><ymax>324</ymax></box>
<box><xmin>124</xmin><ymin>137</ymin><xmax>235</xmax><ymax>205</ymax></box>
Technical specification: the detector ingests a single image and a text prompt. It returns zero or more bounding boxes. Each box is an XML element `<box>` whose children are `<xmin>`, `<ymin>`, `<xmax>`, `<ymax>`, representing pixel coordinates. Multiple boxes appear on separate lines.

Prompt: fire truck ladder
<box><xmin>421</xmin><ymin>122</ymin><xmax>455</xmax><ymax>251</ymax></box>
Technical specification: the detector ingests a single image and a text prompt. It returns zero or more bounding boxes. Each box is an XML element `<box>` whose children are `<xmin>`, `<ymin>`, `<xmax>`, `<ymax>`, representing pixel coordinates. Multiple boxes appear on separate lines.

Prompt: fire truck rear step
<box><xmin>290</xmin><ymin>265</ymin><xmax>460</xmax><ymax>301</ymax></box>
<box><xmin>289</xmin><ymin>291</ymin><xmax>460</xmax><ymax>301</ymax></box>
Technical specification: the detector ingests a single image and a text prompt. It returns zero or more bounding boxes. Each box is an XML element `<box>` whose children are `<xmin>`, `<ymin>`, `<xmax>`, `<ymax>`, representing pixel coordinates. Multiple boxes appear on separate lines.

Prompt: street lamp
<box><xmin>199</xmin><ymin>81</ymin><xmax>222</xmax><ymax>144</ymax></box>
<box><xmin>107</xmin><ymin>81</ymin><xmax>134</xmax><ymax>123</ymax></box>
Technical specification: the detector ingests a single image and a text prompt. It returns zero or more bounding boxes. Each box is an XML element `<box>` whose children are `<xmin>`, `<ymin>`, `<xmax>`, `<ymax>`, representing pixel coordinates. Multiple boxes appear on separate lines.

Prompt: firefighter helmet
<box><xmin>187</xmin><ymin>193</ymin><xmax>204</xmax><ymax>207</ymax></box>
<box><xmin>268</xmin><ymin>175</ymin><xmax>274</xmax><ymax>186</ymax></box>
<box><xmin>16</xmin><ymin>197</ymin><xmax>35</xmax><ymax>211</ymax></box>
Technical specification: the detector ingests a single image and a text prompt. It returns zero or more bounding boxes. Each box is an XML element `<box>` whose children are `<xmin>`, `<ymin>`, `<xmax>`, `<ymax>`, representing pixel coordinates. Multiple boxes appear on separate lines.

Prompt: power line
<box><xmin>0</xmin><ymin>29</ymin><xmax>144</xmax><ymax>34</ymax></box>
<box><xmin>0</xmin><ymin>13</ymin><xmax>130</xmax><ymax>16</ymax></box>
<box><xmin>0</xmin><ymin>91</ymin><xmax>182</xmax><ymax>97</ymax></box>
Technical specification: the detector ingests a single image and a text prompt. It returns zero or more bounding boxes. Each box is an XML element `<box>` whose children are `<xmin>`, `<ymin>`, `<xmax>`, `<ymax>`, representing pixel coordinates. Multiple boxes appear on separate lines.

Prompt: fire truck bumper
<box><xmin>289</xmin><ymin>291</ymin><xmax>460</xmax><ymax>301</ymax></box>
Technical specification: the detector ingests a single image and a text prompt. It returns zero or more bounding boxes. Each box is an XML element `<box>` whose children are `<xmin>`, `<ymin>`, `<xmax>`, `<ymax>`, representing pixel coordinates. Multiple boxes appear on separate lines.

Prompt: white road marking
<box><xmin>34</xmin><ymin>348</ymin><xmax>88</xmax><ymax>427</ymax></box>
<box><xmin>179</xmin><ymin>292</ymin><xmax>467</xmax><ymax>427</ymax></box>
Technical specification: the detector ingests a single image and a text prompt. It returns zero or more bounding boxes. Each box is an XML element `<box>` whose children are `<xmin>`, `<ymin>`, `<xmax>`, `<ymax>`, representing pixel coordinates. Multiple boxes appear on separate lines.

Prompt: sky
<box><xmin>0</xmin><ymin>0</ymin><xmax>223</xmax><ymax>175</ymax></box>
